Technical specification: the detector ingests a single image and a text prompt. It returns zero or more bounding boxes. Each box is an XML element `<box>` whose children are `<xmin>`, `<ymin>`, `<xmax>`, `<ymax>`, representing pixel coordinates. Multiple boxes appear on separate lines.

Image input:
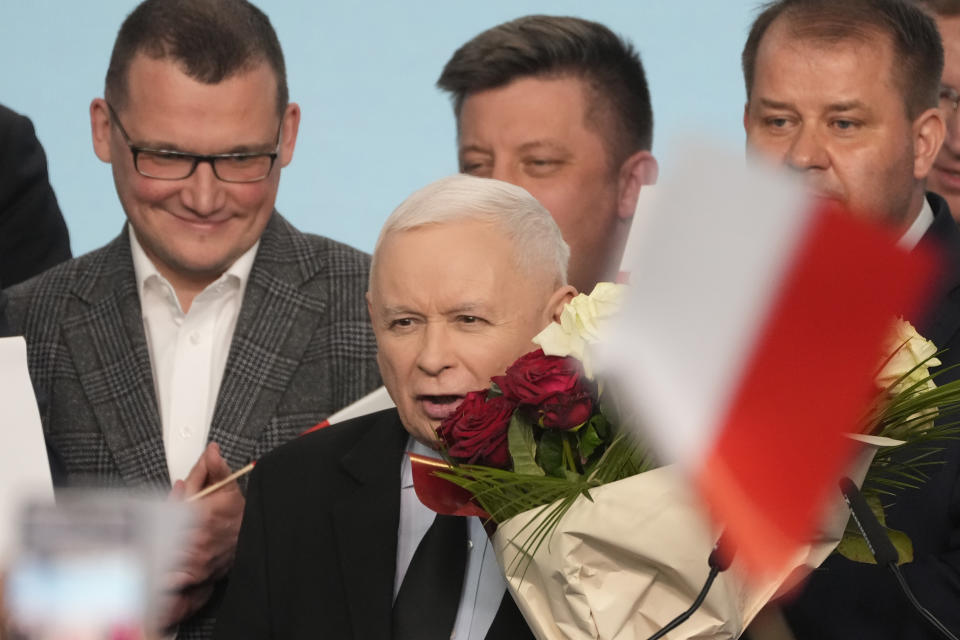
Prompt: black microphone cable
<box><xmin>645</xmin><ymin>530</ymin><xmax>736</xmax><ymax>640</ymax></box>
<box><xmin>838</xmin><ymin>476</ymin><xmax>959</xmax><ymax>640</ymax></box>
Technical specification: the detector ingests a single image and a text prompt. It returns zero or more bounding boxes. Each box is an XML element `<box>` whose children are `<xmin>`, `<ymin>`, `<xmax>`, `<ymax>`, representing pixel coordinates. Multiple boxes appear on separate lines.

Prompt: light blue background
<box><xmin>1</xmin><ymin>1</ymin><xmax>760</xmax><ymax>256</ymax></box>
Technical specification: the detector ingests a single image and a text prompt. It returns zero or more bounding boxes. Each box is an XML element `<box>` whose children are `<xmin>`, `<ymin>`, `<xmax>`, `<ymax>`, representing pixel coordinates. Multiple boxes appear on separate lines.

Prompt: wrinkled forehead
<box><xmin>756</xmin><ymin>15</ymin><xmax>903</xmax><ymax>95</ymax></box>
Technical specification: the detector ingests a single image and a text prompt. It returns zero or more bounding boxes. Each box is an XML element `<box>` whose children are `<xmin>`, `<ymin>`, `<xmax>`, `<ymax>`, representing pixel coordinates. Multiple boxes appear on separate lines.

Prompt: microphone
<box><xmin>645</xmin><ymin>530</ymin><xmax>736</xmax><ymax>640</ymax></box>
<box><xmin>838</xmin><ymin>477</ymin><xmax>959</xmax><ymax>640</ymax></box>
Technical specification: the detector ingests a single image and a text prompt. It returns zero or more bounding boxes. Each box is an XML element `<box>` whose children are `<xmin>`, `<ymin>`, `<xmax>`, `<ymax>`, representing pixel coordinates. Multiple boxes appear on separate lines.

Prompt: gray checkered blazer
<box><xmin>5</xmin><ymin>212</ymin><xmax>381</xmax><ymax>638</ymax></box>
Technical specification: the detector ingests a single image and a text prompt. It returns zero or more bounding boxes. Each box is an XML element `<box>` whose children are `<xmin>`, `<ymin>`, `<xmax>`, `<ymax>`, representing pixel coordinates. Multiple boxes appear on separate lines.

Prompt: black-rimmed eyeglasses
<box><xmin>106</xmin><ymin>103</ymin><xmax>281</xmax><ymax>183</ymax></box>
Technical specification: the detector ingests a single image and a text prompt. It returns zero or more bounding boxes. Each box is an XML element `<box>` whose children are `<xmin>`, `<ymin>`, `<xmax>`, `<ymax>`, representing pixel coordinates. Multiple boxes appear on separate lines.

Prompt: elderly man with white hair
<box><xmin>214</xmin><ymin>174</ymin><xmax>576</xmax><ymax>640</ymax></box>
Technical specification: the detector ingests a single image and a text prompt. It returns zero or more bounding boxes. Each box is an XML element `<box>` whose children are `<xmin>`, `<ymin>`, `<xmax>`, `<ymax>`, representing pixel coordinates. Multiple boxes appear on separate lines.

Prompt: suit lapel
<box><xmin>207</xmin><ymin>214</ymin><xmax>328</xmax><ymax>472</ymax></box>
<box><xmin>332</xmin><ymin>410</ymin><xmax>407</xmax><ymax>640</ymax></box>
<box><xmin>60</xmin><ymin>232</ymin><xmax>167</xmax><ymax>487</ymax></box>
<box><xmin>918</xmin><ymin>194</ymin><xmax>960</xmax><ymax>356</ymax></box>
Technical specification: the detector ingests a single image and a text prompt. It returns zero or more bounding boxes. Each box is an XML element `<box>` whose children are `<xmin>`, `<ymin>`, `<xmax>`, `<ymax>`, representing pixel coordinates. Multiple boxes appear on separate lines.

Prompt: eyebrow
<box><xmin>823</xmin><ymin>100</ymin><xmax>868</xmax><ymax>113</ymax></box>
<box><xmin>380</xmin><ymin>302</ymin><xmax>488</xmax><ymax>316</ymax></box>
<box><xmin>134</xmin><ymin>140</ymin><xmax>276</xmax><ymax>155</ymax></box>
<box><xmin>756</xmin><ymin>98</ymin><xmax>795</xmax><ymax>111</ymax></box>
<box><xmin>755</xmin><ymin>97</ymin><xmax>867</xmax><ymax>113</ymax></box>
<box><xmin>459</xmin><ymin>139</ymin><xmax>569</xmax><ymax>155</ymax></box>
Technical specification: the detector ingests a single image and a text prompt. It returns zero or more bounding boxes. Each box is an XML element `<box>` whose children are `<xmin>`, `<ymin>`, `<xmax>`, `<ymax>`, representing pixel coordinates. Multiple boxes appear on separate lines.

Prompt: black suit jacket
<box><xmin>0</xmin><ymin>288</ymin><xmax>9</xmax><ymax>337</ymax></box>
<box><xmin>781</xmin><ymin>193</ymin><xmax>960</xmax><ymax>639</ymax></box>
<box><xmin>0</xmin><ymin>104</ymin><xmax>71</xmax><ymax>288</ymax></box>
<box><xmin>214</xmin><ymin>408</ymin><xmax>533</xmax><ymax>639</ymax></box>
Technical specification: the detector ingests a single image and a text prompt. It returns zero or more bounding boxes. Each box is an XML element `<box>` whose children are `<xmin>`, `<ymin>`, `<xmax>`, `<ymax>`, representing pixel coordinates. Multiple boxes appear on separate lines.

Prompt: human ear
<box><xmin>90</xmin><ymin>98</ymin><xmax>113</xmax><ymax>163</ymax></box>
<box><xmin>547</xmin><ymin>285</ymin><xmax>577</xmax><ymax>323</ymax></box>
<box><xmin>278</xmin><ymin>102</ymin><xmax>301</xmax><ymax>167</ymax></box>
<box><xmin>913</xmin><ymin>106</ymin><xmax>946</xmax><ymax>181</ymax></box>
<box><xmin>616</xmin><ymin>150</ymin><xmax>659</xmax><ymax>220</ymax></box>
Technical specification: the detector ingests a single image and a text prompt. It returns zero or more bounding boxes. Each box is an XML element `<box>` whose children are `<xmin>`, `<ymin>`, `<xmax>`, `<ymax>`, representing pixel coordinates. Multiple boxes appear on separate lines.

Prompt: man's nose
<box><xmin>784</xmin><ymin>124</ymin><xmax>829</xmax><ymax>172</ymax></box>
<box><xmin>180</xmin><ymin>160</ymin><xmax>227</xmax><ymax>216</ymax></box>
<box><xmin>943</xmin><ymin>109</ymin><xmax>960</xmax><ymax>155</ymax></box>
<box><xmin>490</xmin><ymin>161</ymin><xmax>519</xmax><ymax>184</ymax></box>
<box><xmin>416</xmin><ymin>323</ymin><xmax>455</xmax><ymax>376</ymax></box>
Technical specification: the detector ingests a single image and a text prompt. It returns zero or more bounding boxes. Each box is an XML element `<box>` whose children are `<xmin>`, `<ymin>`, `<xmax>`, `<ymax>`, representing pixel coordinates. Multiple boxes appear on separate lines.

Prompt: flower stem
<box><xmin>562</xmin><ymin>436</ymin><xmax>576</xmax><ymax>473</ymax></box>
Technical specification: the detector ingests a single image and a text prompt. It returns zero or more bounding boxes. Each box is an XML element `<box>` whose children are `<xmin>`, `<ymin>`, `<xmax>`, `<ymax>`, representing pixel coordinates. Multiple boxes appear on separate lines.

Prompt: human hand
<box><xmin>163</xmin><ymin>443</ymin><xmax>244</xmax><ymax>626</ymax></box>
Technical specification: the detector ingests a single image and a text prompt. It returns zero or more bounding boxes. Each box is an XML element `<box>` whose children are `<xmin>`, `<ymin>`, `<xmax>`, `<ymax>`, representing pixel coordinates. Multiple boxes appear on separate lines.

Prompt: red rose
<box><xmin>492</xmin><ymin>350</ymin><xmax>586</xmax><ymax>407</ymax></box>
<box><xmin>540</xmin><ymin>391</ymin><xmax>594</xmax><ymax>430</ymax></box>
<box><xmin>436</xmin><ymin>391</ymin><xmax>515</xmax><ymax>468</ymax></box>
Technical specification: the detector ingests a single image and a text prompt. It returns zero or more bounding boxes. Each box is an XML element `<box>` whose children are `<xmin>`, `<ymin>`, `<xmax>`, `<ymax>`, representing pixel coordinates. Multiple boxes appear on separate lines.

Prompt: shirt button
<box><xmin>179</xmin><ymin>427</ymin><xmax>191</xmax><ymax>439</ymax></box>
<box><xmin>467</xmin><ymin>539</ymin><xmax>474</xmax><ymax>550</ymax></box>
<box><xmin>190</xmin><ymin>331</ymin><xmax>201</xmax><ymax>345</ymax></box>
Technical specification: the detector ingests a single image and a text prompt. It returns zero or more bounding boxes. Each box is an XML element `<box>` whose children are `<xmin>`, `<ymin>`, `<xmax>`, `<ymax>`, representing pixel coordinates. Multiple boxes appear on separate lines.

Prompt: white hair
<box><xmin>370</xmin><ymin>174</ymin><xmax>570</xmax><ymax>289</ymax></box>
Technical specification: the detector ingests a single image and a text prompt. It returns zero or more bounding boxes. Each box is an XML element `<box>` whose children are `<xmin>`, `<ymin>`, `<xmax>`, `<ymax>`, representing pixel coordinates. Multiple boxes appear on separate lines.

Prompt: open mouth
<box><xmin>418</xmin><ymin>395</ymin><xmax>465</xmax><ymax>421</ymax></box>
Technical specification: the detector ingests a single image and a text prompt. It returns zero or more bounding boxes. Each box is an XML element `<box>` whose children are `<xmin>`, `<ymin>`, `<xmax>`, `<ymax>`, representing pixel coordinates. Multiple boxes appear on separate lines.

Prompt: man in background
<box><xmin>918</xmin><ymin>1</ymin><xmax>960</xmax><ymax>223</ymax></box>
<box><xmin>0</xmin><ymin>104</ymin><xmax>71</xmax><ymax>287</ymax></box>
<box><xmin>5</xmin><ymin>0</ymin><xmax>380</xmax><ymax>636</ymax></box>
<box><xmin>437</xmin><ymin>15</ymin><xmax>659</xmax><ymax>294</ymax></box>
<box><xmin>741</xmin><ymin>0</ymin><xmax>960</xmax><ymax>637</ymax></box>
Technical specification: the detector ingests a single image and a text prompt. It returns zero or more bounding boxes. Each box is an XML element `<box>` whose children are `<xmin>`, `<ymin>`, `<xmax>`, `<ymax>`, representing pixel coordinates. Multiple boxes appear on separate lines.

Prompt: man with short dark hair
<box><xmin>4</xmin><ymin>1</ymin><xmax>380</xmax><ymax>637</ymax></box>
<box><xmin>916</xmin><ymin>1</ymin><xmax>960</xmax><ymax>223</ymax></box>
<box><xmin>437</xmin><ymin>16</ymin><xmax>659</xmax><ymax>294</ymax></box>
<box><xmin>741</xmin><ymin>1</ymin><xmax>960</xmax><ymax>638</ymax></box>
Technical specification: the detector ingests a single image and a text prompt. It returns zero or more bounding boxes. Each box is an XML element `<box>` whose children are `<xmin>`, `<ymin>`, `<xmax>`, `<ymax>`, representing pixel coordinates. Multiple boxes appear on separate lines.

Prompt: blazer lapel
<box><xmin>332</xmin><ymin>411</ymin><xmax>407</xmax><ymax>640</ymax></box>
<box><xmin>60</xmin><ymin>232</ymin><xmax>167</xmax><ymax>488</ymax></box>
<box><xmin>207</xmin><ymin>213</ymin><xmax>328</xmax><ymax>472</ymax></box>
<box><xmin>918</xmin><ymin>193</ymin><xmax>960</xmax><ymax>353</ymax></box>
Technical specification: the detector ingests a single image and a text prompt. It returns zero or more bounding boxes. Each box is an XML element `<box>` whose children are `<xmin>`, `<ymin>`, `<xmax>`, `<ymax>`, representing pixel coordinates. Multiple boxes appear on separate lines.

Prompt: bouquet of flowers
<box><xmin>412</xmin><ymin>284</ymin><xmax>960</xmax><ymax>639</ymax></box>
<box><xmin>836</xmin><ymin>319</ymin><xmax>960</xmax><ymax>564</ymax></box>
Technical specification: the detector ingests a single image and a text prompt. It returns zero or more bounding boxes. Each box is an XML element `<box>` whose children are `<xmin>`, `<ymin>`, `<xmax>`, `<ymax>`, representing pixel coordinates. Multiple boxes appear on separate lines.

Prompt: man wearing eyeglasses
<box><xmin>4</xmin><ymin>0</ymin><xmax>380</xmax><ymax>637</ymax></box>
<box><xmin>918</xmin><ymin>1</ymin><xmax>960</xmax><ymax>224</ymax></box>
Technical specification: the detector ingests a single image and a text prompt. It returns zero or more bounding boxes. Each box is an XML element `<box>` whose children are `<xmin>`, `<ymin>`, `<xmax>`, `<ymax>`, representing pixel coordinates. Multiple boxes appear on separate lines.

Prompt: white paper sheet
<box><xmin>0</xmin><ymin>337</ymin><xmax>55</xmax><ymax>561</ymax></box>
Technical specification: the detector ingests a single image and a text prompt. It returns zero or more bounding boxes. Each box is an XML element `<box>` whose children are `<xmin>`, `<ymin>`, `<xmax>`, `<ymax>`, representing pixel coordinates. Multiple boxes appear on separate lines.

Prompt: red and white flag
<box><xmin>600</xmin><ymin>143</ymin><xmax>939</xmax><ymax>577</ymax></box>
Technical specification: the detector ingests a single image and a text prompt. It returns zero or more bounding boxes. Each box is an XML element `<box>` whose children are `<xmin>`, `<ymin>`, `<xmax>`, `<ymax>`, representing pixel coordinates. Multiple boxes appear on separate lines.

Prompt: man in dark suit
<box><xmin>0</xmin><ymin>104</ymin><xmax>71</xmax><ymax>287</ymax></box>
<box><xmin>741</xmin><ymin>1</ymin><xmax>960</xmax><ymax>637</ymax></box>
<box><xmin>916</xmin><ymin>0</ymin><xmax>960</xmax><ymax>224</ymax></box>
<box><xmin>214</xmin><ymin>175</ymin><xmax>578</xmax><ymax>639</ymax></box>
<box><xmin>4</xmin><ymin>1</ymin><xmax>379</xmax><ymax>637</ymax></box>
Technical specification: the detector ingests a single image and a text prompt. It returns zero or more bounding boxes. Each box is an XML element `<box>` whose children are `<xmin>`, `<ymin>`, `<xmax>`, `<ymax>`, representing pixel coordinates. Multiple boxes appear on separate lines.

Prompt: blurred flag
<box><xmin>600</xmin><ymin>143</ymin><xmax>939</xmax><ymax>577</ymax></box>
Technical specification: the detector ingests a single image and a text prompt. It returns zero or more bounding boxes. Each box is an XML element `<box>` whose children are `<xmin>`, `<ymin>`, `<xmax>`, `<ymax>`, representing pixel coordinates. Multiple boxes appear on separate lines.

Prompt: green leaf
<box><xmin>579</xmin><ymin>420</ymin><xmax>603</xmax><ymax>459</ymax></box>
<box><xmin>488</xmin><ymin>383</ymin><xmax>503</xmax><ymax>398</ymax></box>
<box><xmin>836</xmin><ymin>530</ymin><xmax>879</xmax><ymax>564</ymax></box>
<box><xmin>836</xmin><ymin>524</ymin><xmax>913</xmax><ymax>565</ymax></box>
<box><xmin>508</xmin><ymin>414</ymin><xmax>544</xmax><ymax>476</ymax></box>
<box><xmin>537</xmin><ymin>430</ymin><xmax>565</xmax><ymax>478</ymax></box>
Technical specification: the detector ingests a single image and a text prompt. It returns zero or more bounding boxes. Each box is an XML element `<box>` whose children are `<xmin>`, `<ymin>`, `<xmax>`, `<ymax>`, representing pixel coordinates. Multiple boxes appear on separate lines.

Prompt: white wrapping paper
<box><xmin>492</xmin><ymin>436</ymin><xmax>891</xmax><ymax>640</ymax></box>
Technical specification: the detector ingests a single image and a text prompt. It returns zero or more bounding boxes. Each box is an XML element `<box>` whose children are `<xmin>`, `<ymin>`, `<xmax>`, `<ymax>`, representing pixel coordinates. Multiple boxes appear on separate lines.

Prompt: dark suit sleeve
<box><xmin>214</xmin><ymin>462</ymin><xmax>274</xmax><ymax>639</ymax></box>
<box><xmin>0</xmin><ymin>105</ymin><xmax>71</xmax><ymax>287</ymax></box>
<box><xmin>0</xmin><ymin>288</ymin><xmax>9</xmax><ymax>337</ymax></box>
<box><xmin>777</xmin><ymin>445</ymin><xmax>960</xmax><ymax>639</ymax></box>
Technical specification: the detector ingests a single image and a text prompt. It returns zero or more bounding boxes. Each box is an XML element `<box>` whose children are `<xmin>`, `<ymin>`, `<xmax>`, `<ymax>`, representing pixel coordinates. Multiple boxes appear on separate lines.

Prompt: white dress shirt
<box><xmin>396</xmin><ymin>438</ymin><xmax>508</xmax><ymax>640</ymax></box>
<box><xmin>130</xmin><ymin>227</ymin><xmax>258</xmax><ymax>482</ymax></box>
<box><xmin>898</xmin><ymin>196</ymin><xmax>934</xmax><ymax>251</ymax></box>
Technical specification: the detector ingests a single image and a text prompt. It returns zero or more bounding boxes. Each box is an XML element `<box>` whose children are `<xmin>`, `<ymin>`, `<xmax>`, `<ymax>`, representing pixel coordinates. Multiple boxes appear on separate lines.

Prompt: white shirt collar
<box><xmin>898</xmin><ymin>197</ymin><xmax>934</xmax><ymax>251</ymax></box>
<box><xmin>128</xmin><ymin>225</ymin><xmax>259</xmax><ymax>308</ymax></box>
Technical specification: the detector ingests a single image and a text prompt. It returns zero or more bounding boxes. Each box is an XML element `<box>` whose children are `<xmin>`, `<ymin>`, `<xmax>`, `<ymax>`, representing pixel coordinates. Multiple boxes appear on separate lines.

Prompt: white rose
<box><xmin>877</xmin><ymin>319</ymin><xmax>941</xmax><ymax>396</ymax></box>
<box><xmin>533</xmin><ymin>282</ymin><xmax>627</xmax><ymax>378</ymax></box>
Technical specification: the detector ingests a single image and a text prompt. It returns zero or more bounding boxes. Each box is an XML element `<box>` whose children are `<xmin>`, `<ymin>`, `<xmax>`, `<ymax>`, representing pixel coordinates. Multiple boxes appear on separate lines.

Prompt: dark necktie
<box><xmin>392</xmin><ymin>513</ymin><xmax>468</xmax><ymax>640</ymax></box>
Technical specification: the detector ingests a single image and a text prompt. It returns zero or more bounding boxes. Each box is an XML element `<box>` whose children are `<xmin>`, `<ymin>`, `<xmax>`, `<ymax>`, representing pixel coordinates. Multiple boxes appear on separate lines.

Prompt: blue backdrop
<box><xmin>0</xmin><ymin>1</ymin><xmax>761</xmax><ymax>255</ymax></box>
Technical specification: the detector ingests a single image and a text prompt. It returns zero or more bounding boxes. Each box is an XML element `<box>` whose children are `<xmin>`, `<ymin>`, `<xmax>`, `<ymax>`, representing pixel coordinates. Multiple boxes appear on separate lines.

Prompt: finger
<box><xmin>169</xmin><ymin>479</ymin><xmax>186</xmax><ymax>501</ymax></box>
<box><xmin>203</xmin><ymin>442</ymin><xmax>232</xmax><ymax>483</ymax></box>
<box><xmin>182</xmin><ymin>445</ymin><xmax>215</xmax><ymax>495</ymax></box>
